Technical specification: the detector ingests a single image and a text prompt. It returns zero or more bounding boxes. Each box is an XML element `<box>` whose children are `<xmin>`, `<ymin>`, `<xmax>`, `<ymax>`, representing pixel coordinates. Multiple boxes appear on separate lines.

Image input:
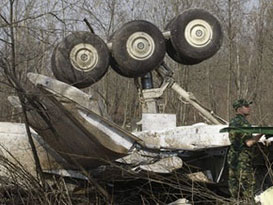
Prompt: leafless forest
<box><xmin>0</xmin><ymin>0</ymin><xmax>273</xmax><ymax>204</ymax></box>
<box><xmin>0</xmin><ymin>0</ymin><xmax>272</xmax><ymax>126</ymax></box>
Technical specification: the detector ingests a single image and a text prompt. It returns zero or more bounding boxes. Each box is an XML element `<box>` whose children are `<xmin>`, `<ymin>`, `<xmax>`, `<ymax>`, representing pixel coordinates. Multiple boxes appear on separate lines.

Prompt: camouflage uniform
<box><xmin>228</xmin><ymin>113</ymin><xmax>255</xmax><ymax>199</ymax></box>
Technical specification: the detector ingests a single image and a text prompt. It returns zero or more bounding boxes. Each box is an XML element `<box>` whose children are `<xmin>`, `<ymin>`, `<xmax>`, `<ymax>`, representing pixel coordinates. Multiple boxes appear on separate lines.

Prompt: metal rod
<box><xmin>162</xmin><ymin>31</ymin><xmax>171</xmax><ymax>39</ymax></box>
<box><xmin>171</xmin><ymin>82</ymin><xmax>224</xmax><ymax>125</ymax></box>
<box><xmin>83</xmin><ymin>18</ymin><xmax>95</xmax><ymax>34</ymax></box>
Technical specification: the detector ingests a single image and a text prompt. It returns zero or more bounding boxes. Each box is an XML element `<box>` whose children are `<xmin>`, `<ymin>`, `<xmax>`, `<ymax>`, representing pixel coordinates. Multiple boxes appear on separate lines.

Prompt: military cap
<box><xmin>232</xmin><ymin>99</ymin><xmax>252</xmax><ymax>110</ymax></box>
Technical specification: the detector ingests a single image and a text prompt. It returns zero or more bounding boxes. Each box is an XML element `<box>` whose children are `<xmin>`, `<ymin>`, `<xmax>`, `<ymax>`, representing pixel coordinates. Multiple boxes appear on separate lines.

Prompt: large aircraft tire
<box><xmin>51</xmin><ymin>32</ymin><xmax>109</xmax><ymax>88</ymax></box>
<box><xmin>166</xmin><ymin>9</ymin><xmax>223</xmax><ymax>64</ymax></box>
<box><xmin>110</xmin><ymin>20</ymin><xmax>166</xmax><ymax>78</ymax></box>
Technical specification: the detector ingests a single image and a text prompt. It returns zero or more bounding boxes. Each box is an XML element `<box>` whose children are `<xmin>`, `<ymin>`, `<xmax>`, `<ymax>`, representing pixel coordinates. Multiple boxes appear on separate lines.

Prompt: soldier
<box><xmin>228</xmin><ymin>99</ymin><xmax>263</xmax><ymax>200</ymax></box>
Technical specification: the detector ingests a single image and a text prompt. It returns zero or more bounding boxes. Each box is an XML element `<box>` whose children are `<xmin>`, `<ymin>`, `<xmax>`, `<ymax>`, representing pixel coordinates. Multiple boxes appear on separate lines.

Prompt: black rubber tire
<box><xmin>108</xmin><ymin>30</ymin><xmax>124</xmax><ymax>76</ymax></box>
<box><xmin>51</xmin><ymin>32</ymin><xmax>110</xmax><ymax>88</ymax></box>
<box><xmin>167</xmin><ymin>9</ymin><xmax>223</xmax><ymax>63</ymax></box>
<box><xmin>51</xmin><ymin>43</ymin><xmax>67</xmax><ymax>83</ymax></box>
<box><xmin>166</xmin><ymin>40</ymin><xmax>203</xmax><ymax>65</ymax></box>
<box><xmin>110</xmin><ymin>20</ymin><xmax>166</xmax><ymax>78</ymax></box>
<box><xmin>165</xmin><ymin>17</ymin><xmax>202</xmax><ymax>65</ymax></box>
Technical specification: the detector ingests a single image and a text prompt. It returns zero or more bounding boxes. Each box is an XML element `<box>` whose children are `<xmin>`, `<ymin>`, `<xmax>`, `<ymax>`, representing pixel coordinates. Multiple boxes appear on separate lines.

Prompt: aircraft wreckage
<box><xmin>1</xmin><ymin>8</ymin><xmax>273</xmax><ymax>204</ymax></box>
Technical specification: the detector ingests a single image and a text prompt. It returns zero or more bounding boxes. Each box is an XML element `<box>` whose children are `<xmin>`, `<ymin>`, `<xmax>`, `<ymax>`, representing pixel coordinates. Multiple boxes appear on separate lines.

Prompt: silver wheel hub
<box><xmin>126</xmin><ymin>32</ymin><xmax>155</xmax><ymax>60</ymax></box>
<box><xmin>184</xmin><ymin>19</ymin><xmax>213</xmax><ymax>48</ymax></box>
<box><xmin>70</xmin><ymin>43</ymin><xmax>98</xmax><ymax>72</ymax></box>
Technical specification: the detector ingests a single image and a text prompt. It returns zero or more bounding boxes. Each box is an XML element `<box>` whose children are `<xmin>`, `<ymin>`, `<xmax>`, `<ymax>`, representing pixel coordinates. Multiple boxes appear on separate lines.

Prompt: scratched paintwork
<box><xmin>134</xmin><ymin>123</ymin><xmax>230</xmax><ymax>150</ymax></box>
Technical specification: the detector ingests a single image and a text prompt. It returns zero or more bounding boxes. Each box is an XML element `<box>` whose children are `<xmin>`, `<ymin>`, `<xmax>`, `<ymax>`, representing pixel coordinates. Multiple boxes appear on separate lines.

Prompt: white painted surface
<box><xmin>78</xmin><ymin>110</ymin><xmax>134</xmax><ymax>150</ymax></box>
<box><xmin>140</xmin><ymin>113</ymin><xmax>177</xmax><ymax>131</ymax></box>
<box><xmin>0</xmin><ymin>122</ymin><xmax>67</xmax><ymax>177</ymax></box>
<box><xmin>27</xmin><ymin>73</ymin><xmax>103</xmax><ymax>116</ymax></box>
<box><xmin>139</xmin><ymin>156</ymin><xmax>183</xmax><ymax>173</ymax></box>
<box><xmin>118</xmin><ymin>150</ymin><xmax>182</xmax><ymax>174</ymax></box>
<box><xmin>255</xmin><ymin>186</ymin><xmax>273</xmax><ymax>205</ymax></box>
<box><xmin>134</xmin><ymin>123</ymin><xmax>230</xmax><ymax>149</ymax></box>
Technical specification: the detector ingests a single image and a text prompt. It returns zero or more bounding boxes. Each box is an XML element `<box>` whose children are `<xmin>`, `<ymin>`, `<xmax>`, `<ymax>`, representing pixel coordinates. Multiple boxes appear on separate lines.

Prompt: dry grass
<box><xmin>0</xmin><ymin>155</ymin><xmax>232</xmax><ymax>205</ymax></box>
<box><xmin>1</xmin><ymin>145</ymin><xmax>272</xmax><ymax>204</ymax></box>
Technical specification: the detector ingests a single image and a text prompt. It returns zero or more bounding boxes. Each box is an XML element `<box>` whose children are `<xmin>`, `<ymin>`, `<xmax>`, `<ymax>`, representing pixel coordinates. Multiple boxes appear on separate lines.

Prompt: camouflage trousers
<box><xmin>228</xmin><ymin>150</ymin><xmax>255</xmax><ymax>199</ymax></box>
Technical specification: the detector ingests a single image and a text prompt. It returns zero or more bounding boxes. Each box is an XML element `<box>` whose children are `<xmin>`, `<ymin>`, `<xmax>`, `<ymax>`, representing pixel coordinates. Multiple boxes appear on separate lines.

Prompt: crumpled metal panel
<box><xmin>134</xmin><ymin>123</ymin><xmax>230</xmax><ymax>150</ymax></box>
<box><xmin>138</xmin><ymin>156</ymin><xmax>182</xmax><ymax>173</ymax></box>
<box><xmin>255</xmin><ymin>186</ymin><xmax>273</xmax><ymax>204</ymax></box>
<box><xmin>25</xmin><ymin>73</ymin><xmax>140</xmax><ymax>169</ymax></box>
<box><xmin>118</xmin><ymin>149</ymin><xmax>183</xmax><ymax>173</ymax></box>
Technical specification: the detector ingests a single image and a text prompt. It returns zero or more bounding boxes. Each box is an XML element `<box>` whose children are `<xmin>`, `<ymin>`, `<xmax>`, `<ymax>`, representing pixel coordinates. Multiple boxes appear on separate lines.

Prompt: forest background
<box><xmin>0</xmin><ymin>0</ymin><xmax>272</xmax><ymax>128</ymax></box>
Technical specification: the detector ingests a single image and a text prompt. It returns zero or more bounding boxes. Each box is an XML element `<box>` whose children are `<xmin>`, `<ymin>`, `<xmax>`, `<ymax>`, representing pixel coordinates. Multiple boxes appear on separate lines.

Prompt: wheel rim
<box><xmin>70</xmin><ymin>43</ymin><xmax>98</xmax><ymax>72</ymax></box>
<box><xmin>126</xmin><ymin>32</ymin><xmax>155</xmax><ymax>60</ymax></box>
<box><xmin>184</xmin><ymin>19</ymin><xmax>213</xmax><ymax>48</ymax></box>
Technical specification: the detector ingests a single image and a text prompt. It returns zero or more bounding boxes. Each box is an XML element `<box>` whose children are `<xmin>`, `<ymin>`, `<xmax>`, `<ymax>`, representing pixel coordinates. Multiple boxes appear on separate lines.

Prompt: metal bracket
<box><xmin>142</xmin><ymin>80</ymin><xmax>170</xmax><ymax>99</ymax></box>
<box><xmin>136</xmin><ymin>62</ymin><xmax>227</xmax><ymax>125</ymax></box>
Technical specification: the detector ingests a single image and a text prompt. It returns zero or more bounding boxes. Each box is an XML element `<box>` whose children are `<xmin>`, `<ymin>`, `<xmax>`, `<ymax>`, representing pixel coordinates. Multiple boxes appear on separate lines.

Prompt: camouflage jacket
<box><xmin>229</xmin><ymin>114</ymin><xmax>253</xmax><ymax>152</ymax></box>
<box><xmin>228</xmin><ymin>114</ymin><xmax>255</xmax><ymax>198</ymax></box>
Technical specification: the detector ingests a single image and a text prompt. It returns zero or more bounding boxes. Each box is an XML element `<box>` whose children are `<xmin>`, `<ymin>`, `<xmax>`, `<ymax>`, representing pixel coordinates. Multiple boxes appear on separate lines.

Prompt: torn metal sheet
<box><xmin>118</xmin><ymin>149</ymin><xmax>182</xmax><ymax>173</ymax></box>
<box><xmin>186</xmin><ymin>171</ymin><xmax>213</xmax><ymax>183</ymax></box>
<box><xmin>255</xmin><ymin>186</ymin><xmax>273</xmax><ymax>205</ymax></box>
<box><xmin>27</xmin><ymin>73</ymin><xmax>104</xmax><ymax>117</ymax></box>
<box><xmin>23</xmin><ymin>73</ymin><xmax>141</xmax><ymax>169</ymax></box>
<box><xmin>134</xmin><ymin>123</ymin><xmax>230</xmax><ymax>150</ymax></box>
<box><xmin>4</xmin><ymin>74</ymin><xmax>231</xmax><ymax>183</ymax></box>
<box><xmin>43</xmin><ymin>169</ymin><xmax>88</xmax><ymax>180</ymax></box>
<box><xmin>138</xmin><ymin>156</ymin><xmax>182</xmax><ymax>173</ymax></box>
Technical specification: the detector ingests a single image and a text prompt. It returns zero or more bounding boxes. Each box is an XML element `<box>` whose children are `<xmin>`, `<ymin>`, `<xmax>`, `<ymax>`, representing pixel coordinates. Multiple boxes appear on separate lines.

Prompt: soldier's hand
<box><xmin>260</xmin><ymin>135</ymin><xmax>272</xmax><ymax>146</ymax></box>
